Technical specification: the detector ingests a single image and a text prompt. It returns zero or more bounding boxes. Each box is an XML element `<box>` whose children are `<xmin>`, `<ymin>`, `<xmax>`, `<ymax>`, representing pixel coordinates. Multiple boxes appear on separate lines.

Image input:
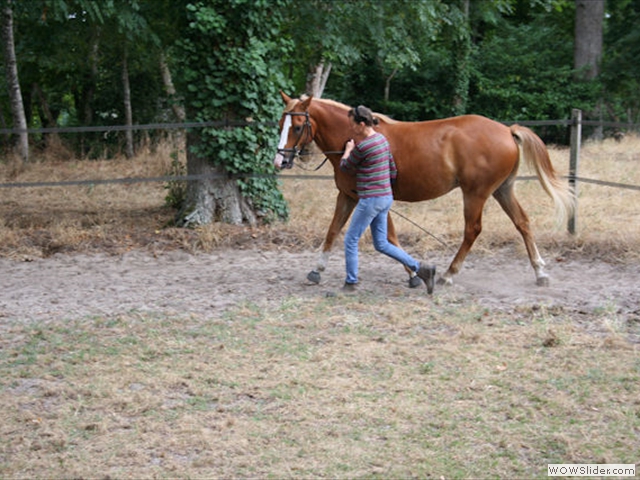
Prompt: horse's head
<box><xmin>273</xmin><ymin>92</ymin><xmax>314</xmax><ymax>169</ymax></box>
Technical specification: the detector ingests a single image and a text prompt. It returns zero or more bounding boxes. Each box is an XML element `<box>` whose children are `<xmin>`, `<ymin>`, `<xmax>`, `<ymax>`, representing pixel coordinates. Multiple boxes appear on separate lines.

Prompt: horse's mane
<box><xmin>372</xmin><ymin>112</ymin><xmax>399</xmax><ymax>125</ymax></box>
<box><xmin>298</xmin><ymin>95</ymin><xmax>349</xmax><ymax>113</ymax></box>
<box><xmin>294</xmin><ymin>95</ymin><xmax>399</xmax><ymax>124</ymax></box>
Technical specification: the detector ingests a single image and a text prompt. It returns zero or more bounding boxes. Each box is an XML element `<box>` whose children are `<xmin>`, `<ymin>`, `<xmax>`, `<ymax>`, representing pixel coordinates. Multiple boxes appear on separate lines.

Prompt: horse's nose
<box><xmin>274</xmin><ymin>153</ymin><xmax>284</xmax><ymax>169</ymax></box>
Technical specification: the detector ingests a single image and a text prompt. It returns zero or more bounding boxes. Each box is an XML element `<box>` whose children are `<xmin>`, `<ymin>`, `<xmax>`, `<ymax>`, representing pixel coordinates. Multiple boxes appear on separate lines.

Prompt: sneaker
<box><xmin>341</xmin><ymin>282</ymin><xmax>358</xmax><ymax>293</ymax></box>
<box><xmin>416</xmin><ymin>263</ymin><xmax>436</xmax><ymax>294</ymax></box>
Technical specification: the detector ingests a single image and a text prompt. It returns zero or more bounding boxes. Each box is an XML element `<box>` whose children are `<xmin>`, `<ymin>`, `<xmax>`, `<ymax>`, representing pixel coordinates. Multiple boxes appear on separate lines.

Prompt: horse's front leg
<box><xmin>307</xmin><ymin>191</ymin><xmax>357</xmax><ymax>284</ymax></box>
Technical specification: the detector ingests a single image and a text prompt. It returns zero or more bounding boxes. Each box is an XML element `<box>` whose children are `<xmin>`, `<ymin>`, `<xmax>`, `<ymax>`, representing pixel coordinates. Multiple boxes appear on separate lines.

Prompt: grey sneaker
<box><xmin>416</xmin><ymin>264</ymin><xmax>436</xmax><ymax>294</ymax></box>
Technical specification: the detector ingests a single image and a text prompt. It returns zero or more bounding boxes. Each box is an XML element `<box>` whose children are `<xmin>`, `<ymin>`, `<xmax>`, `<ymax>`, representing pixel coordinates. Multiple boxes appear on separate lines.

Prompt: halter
<box><xmin>276</xmin><ymin>111</ymin><xmax>313</xmax><ymax>169</ymax></box>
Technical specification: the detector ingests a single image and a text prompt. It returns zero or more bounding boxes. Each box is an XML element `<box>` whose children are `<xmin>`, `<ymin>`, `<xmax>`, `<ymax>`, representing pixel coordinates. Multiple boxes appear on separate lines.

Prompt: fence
<box><xmin>563</xmin><ymin>109</ymin><xmax>640</xmax><ymax>233</ymax></box>
<box><xmin>1</xmin><ymin>111</ymin><xmax>639</xmax><ymax>235</ymax></box>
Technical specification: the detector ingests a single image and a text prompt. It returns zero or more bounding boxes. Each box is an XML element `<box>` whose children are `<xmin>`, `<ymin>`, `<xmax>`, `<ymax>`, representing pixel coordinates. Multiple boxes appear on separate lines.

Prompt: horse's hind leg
<box><xmin>440</xmin><ymin>192</ymin><xmax>487</xmax><ymax>285</ymax></box>
<box><xmin>492</xmin><ymin>181</ymin><xmax>549</xmax><ymax>286</ymax></box>
<box><xmin>308</xmin><ymin>191</ymin><xmax>357</xmax><ymax>284</ymax></box>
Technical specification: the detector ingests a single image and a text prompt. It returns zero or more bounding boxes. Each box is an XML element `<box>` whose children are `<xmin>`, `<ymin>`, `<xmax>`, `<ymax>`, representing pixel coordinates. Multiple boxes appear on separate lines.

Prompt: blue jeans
<box><xmin>344</xmin><ymin>195</ymin><xmax>420</xmax><ymax>285</ymax></box>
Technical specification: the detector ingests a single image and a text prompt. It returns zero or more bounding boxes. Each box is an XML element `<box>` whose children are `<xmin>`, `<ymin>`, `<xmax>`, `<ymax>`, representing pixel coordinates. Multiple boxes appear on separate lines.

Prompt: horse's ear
<box><xmin>280</xmin><ymin>91</ymin><xmax>292</xmax><ymax>104</ymax></box>
<box><xmin>300</xmin><ymin>95</ymin><xmax>313</xmax><ymax>110</ymax></box>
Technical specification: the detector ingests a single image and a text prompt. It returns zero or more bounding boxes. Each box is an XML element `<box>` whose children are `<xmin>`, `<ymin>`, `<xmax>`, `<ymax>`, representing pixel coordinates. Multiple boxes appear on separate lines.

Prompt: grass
<box><xmin>0</xmin><ymin>134</ymin><xmax>639</xmax><ymax>477</ymax></box>
<box><xmin>0</xmin><ymin>296</ymin><xmax>638</xmax><ymax>478</ymax></box>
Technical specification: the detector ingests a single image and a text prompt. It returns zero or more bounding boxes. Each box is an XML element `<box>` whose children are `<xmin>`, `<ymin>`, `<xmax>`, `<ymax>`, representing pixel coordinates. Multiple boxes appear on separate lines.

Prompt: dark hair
<box><xmin>349</xmin><ymin>105</ymin><xmax>379</xmax><ymax>126</ymax></box>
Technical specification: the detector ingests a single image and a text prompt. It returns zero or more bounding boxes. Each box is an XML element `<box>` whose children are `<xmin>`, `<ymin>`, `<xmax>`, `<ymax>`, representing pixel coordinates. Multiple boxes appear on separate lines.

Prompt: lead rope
<box><xmin>390</xmin><ymin>208</ymin><xmax>451</xmax><ymax>250</ymax></box>
<box><xmin>295</xmin><ymin>149</ymin><xmax>345</xmax><ymax>172</ymax></box>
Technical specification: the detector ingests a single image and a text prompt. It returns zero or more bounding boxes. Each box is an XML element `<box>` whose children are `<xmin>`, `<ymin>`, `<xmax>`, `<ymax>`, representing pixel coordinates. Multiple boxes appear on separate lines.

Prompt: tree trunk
<box><xmin>574</xmin><ymin>0</ymin><xmax>604</xmax><ymax>139</ymax></box>
<box><xmin>451</xmin><ymin>0</ymin><xmax>471</xmax><ymax>116</ymax></box>
<box><xmin>574</xmin><ymin>0</ymin><xmax>604</xmax><ymax>80</ymax></box>
<box><xmin>122</xmin><ymin>45</ymin><xmax>134</xmax><ymax>159</ymax></box>
<box><xmin>305</xmin><ymin>61</ymin><xmax>332</xmax><ymax>98</ymax></box>
<box><xmin>159</xmin><ymin>51</ymin><xmax>185</xmax><ymax>150</ymax></box>
<box><xmin>0</xmin><ymin>103</ymin><xmax>9</xmax><ymax>147</ymax></box>
<box><xmin>1</xmin><ymin>1</ymin><xmax>28</xmax><ymax>164</ymax></box>
<box><xmin>160</xmin><ymin>52</ymin><xmax>185</xmax><ymax>122</ymax></box>
<box><xmin>79</xmin><ymin>28</ymin><xmax>100</xmax><ymax>156</ymax></box>
<box><xmin>384</xmin><ymin>67</ymin><xmax>398</xmax><ymax>103</ymax></box>
<box><xmin>82</xmin><ymin>29</ymin><xmax>100</xmax><ymax>126</ymax></box>
<box><xmin>33</xmin><ymin>83</ymin><xmax>62</xmax><ymax>150</ymax></box>
<box><xmin>177</xmin><ymin>131</ymin><xmax>257</xmax><ymax>227</ymax></box>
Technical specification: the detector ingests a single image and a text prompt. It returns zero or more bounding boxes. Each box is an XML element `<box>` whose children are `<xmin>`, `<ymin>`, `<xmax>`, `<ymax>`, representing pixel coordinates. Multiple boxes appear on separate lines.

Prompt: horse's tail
<box><xmin>510</xmin><ymin>124</ymin><xmax>576</xmax><ymax>226</ymax></box>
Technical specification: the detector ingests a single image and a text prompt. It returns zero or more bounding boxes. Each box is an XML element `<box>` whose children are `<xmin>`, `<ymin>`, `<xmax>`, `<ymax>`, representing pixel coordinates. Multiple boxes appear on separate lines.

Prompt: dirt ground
<box><xmin>1</xmin><ymin>244</ymin><xmax>638</xmax><ymax>324</ymax></box>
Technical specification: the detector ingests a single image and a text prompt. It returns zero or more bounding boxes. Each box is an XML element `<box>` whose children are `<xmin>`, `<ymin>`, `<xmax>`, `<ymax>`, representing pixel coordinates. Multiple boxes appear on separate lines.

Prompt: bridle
<box><xmin>276</xmin><ymin>111</ymin><xmax>313</xmax><ymax>169</ymax></box>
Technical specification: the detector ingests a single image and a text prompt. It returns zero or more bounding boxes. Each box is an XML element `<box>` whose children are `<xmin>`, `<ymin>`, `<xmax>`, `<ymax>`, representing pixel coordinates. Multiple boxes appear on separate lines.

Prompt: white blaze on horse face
<box><xmin>273</xmin><ymin>114</ymin><xmax>292</xmax><ymax>168</ymax></box>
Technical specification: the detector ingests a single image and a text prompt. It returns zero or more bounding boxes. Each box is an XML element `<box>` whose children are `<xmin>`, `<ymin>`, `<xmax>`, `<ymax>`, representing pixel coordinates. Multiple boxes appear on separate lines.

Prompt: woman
<box><xmin>339</xmin><ymin>105</ymin><xmax>436</xmax><ymax>294</ymax></box>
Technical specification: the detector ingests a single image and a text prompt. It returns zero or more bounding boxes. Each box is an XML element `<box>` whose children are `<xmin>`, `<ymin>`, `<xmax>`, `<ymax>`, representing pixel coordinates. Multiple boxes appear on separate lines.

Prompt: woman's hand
<box><xmin>340</xmin><ymin>139</ymin><xmax>356</xmax><ymax>175</ymax></box>
<box><xmin>343</xmin><ymin>139</ymin><xmax>355</xmax><ymax>158</ymax></box>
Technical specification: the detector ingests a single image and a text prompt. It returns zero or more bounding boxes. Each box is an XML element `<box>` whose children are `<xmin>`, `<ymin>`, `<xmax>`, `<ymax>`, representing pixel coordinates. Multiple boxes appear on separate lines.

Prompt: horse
<box><xmin>273</xmin><ymin>92</ymin><xmax>575</xmax><ymax>289</ymax></box>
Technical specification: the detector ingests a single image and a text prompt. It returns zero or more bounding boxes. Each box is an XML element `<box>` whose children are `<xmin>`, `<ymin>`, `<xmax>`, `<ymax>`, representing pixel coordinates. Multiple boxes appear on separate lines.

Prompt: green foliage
<box><xmin>283</xmin><ymin>0</ymin><xmax>361</xmax><ymax>70</ymax></box>
<box><xmin>468</xmin><ymin>14</ymin><xmax>600</xmax><ymax>141</ymax></box>
<box><xmin>601</xmin><ymin>0</ymin><xmax>640</xmax><ymax>123</ymax></box>
<box><xmin>174</xmin><ymin>0</ymin><xmax>292</xmax><ymax>222</ymax></box>
<box><xmin>4</xmin><ymin>0</ymin><xmax>173</xmax><ymax>156</ymax></box>
<box><xmin>321</xmin><ymin>1</ymin><xmax>451</xmax><ymax>97</ymax></box>
<box><xmin>330</xmin><ymin>47</ymin><xmax>458</xmax><ymax>121</ymax></box>
<box><xmin>0</xmin><ymin>0</ymin><xmax>637</xmax><ymax>162</ymax></box>
<box><xmin>324</xmin><ymin>0</ymin><xmax>459</xmax><ymax>118</ymax></box>
<box><xmin>332</xmin><ymin>3</ymin><xmax>601</xmax><ymax>143</ymax></box>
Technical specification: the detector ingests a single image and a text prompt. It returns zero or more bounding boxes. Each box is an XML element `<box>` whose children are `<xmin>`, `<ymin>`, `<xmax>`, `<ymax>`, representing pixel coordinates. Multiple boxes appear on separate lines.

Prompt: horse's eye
<box><xmin>293</xmin><ymin>126</ymin><xmax>302</xmax><ymax>134</ymax></box>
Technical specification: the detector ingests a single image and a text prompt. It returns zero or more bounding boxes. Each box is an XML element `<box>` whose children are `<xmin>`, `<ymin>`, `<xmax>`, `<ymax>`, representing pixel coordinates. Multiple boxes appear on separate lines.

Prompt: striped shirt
<box><xmin>340</xmin><ymin>132</ymin><xmax>397</xmax><ymax>198</ymax></box>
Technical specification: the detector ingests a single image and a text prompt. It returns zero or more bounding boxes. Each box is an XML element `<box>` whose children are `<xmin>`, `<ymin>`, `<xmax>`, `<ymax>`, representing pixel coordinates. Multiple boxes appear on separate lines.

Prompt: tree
<box><xmin>601</xmin><ymin>0</ymin><xmax>640</xmax><ymax>124</ymax></box>
<box><xmin>574</xmin><ymin>0</ymin><xmax>604</xmax><ymax>138</ymax></box>
<box><xmin>5</xmin><ymin>0</ymin><xmax>175</xmax><ymax>158</ymax></box>
<box><xmin>367</xmin><ymin>0</ymin><xmax>445</xmax><ymax>103</ymax></box>
<box><xmin>574</xmin><ymin>0</ymin><xmax>604</xmax><ymax>80</ymax></box>
<box><xmin>282</xmin><ymin>0</ymin><xmax>359</xmax><ymax>98</ymax></box>
<box><xmin>1</xmin><ymin>0</ymin><xmax>28</xmax><ymax>163</ymax></box>
<box><xmin>449</xmin><ymin>0</ymin><xmax>471</xmax><ymax>115</ymax></box>
<box><xmin>102</xmin><ymin>0</ymin><xmax>159</xmax><ymax>158</ymax></box>
<box><xmin>174</xmin><ymin>0</ymin><xmax>291</xmax><ymax>226</ymax></box>
<box><xmin>284</xmin><ymin>1</ymin><xmax>447</xmax><ymax>101</ymax></box>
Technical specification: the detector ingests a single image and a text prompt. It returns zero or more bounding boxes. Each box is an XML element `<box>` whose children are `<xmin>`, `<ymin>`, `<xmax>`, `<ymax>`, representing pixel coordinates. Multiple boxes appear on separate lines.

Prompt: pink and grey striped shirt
<box><xmin>340</xmin><ymin>132</ymin><xmax>397</xmax><ymax>198</ymax></box>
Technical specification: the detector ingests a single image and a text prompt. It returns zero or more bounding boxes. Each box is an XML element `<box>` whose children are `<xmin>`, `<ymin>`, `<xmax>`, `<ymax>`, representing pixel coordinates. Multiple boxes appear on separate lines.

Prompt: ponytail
<box><xmin>349</xmin><ymin>105</ymin><xmax>378</xmax><ymax>127</ymax></box>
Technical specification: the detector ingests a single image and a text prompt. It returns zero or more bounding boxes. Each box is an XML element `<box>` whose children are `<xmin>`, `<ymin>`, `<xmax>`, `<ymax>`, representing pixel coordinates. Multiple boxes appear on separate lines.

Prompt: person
<box><xmin>339</xmin><ymin>105</ymin><xmax>436</xmax><ymax>294</ymax></box>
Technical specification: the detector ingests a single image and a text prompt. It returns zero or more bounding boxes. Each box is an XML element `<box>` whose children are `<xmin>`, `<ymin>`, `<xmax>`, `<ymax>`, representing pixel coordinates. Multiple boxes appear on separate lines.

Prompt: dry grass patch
<box><xmin>1</xmin><ymin>133</ymin><xmax>638</xmax><ymax>478</ymax></box>
<box><xmin>1</xmin><ymin>295</ymin><xmax>638</xmax><ymax>478</ymax></box>
<box><xmin>0</xmin><ymin>144</ymin><xmax>176</xmax><ymax>258</ymax></box>
<box><xmin>1</xmin><ymin>134</ymin><xmax>639</xmax><ymax>262</ymax></box>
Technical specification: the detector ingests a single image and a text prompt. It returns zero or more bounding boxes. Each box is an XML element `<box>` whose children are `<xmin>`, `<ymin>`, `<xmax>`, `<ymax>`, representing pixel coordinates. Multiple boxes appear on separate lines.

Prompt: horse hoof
<box><xmin>307</xmin><ymin>270</ymin><xmax>321</xmax><ymax>284</ymax></box>
<box><xmin>536</xmin><ymin>276</ymin><xmax>549</xmax><ymax>287</ymax></box>
<box><xmin>409</xmin><ymin>276</ymin><xmax>422</xmax><ymax>289</ymax></box>
<box><xmin>437</xmin><ymin>276</ymin><xmax>452</xmax><ymax>286</ymax></box>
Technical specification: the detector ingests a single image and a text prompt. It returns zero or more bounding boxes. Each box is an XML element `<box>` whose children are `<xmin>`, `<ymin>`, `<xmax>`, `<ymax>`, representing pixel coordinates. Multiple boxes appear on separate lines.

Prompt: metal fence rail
<box><xmin>1</xmin><ymin>173</ymin><xmax>638</xmax><ymax>192</ymax></box>
<box><xmin>0</xmin><ymin>116</ymin><xmax>637</xmax><ymax>135</ymax></box>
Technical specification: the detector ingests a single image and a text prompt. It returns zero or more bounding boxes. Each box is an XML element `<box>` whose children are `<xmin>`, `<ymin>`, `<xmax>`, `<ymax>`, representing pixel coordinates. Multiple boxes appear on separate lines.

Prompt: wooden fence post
<box><xmin>568</xmin><ymin>108</ymin><xmax>582</xmax><ymax>235</ymax></box>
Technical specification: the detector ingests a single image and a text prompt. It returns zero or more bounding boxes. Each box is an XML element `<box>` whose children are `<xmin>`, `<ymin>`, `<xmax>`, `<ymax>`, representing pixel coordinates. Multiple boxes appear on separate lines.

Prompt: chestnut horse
<box><xmin>273</xmin><ymin>92</ymin><xmax>574</xmax><ymax>288</ymax></box>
